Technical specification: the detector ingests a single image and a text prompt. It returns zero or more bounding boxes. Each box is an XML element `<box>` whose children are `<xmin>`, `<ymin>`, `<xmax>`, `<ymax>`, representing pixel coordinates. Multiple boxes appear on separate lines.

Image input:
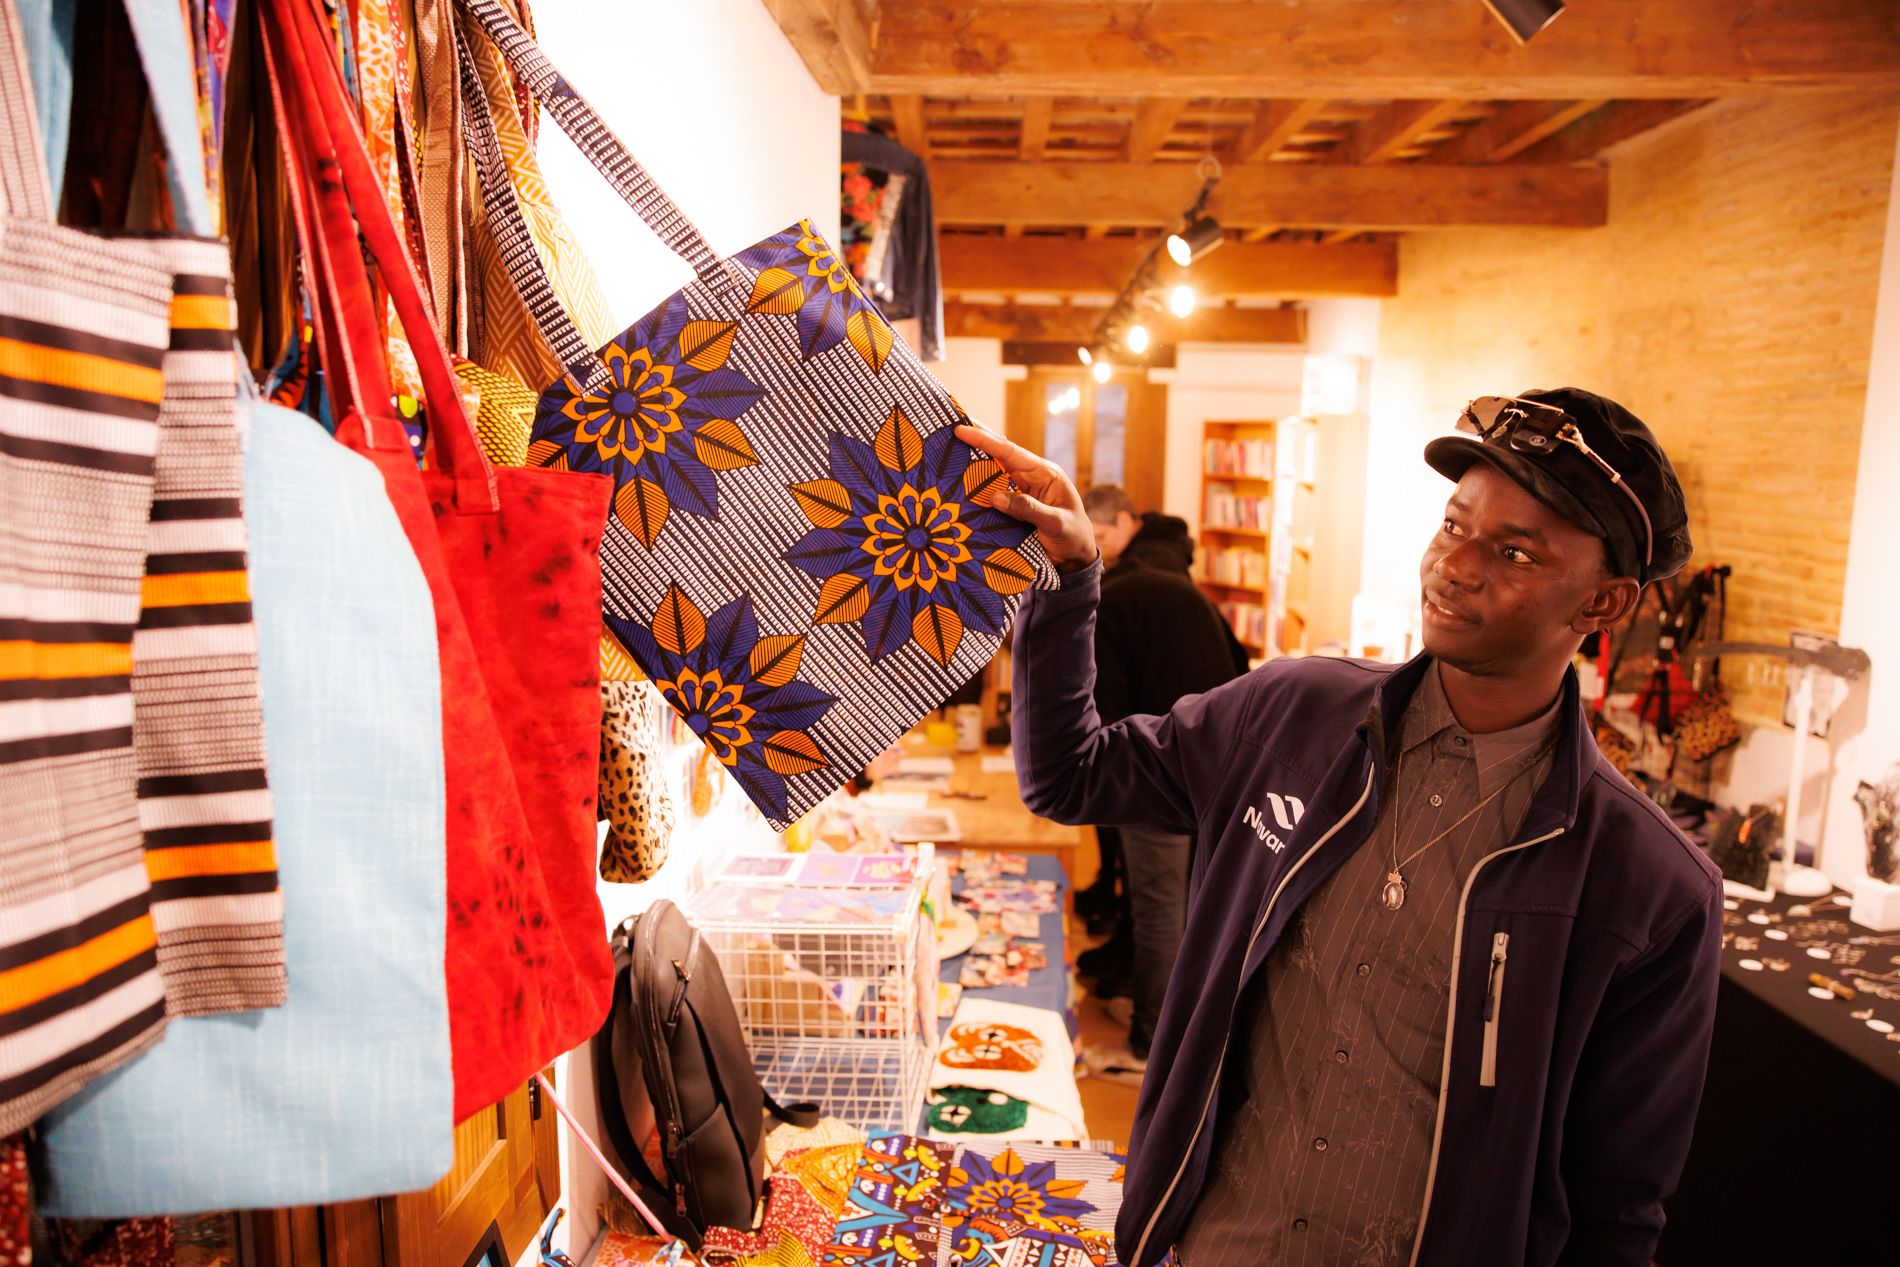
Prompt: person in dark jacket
<box><xmin>1089</xmin><ymin>500</ymin><xmax>1251</xmax><ymax>675</ymax></box>
<box><xmin>1078</xmin><ymin>485</ymin><xmax>1245</xmax><ymax>1084</ymax></box>
<box><xmin>955</xmin><ymin>389</ymin><xmax>1721</xmax><ymax>1267</ymax></box>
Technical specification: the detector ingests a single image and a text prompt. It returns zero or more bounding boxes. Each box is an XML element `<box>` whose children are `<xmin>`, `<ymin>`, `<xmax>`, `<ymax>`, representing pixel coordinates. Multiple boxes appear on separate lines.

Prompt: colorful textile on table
<box><xmin>926</xmin><ymin>1087</ymin><xmax>1030</xmax><ymax>1136</ymax></box>
<box><xmin>938</xmin><ymin>1144</ymin><xmax>1128</xmax><ymax>1267</ymax></box>
<box><xmin>824</xmin><ymin>1133</ymin><xmax>955</xmax><ymax>1266</ymax></box>
<box><xmin>455</xmin><ymin>0</ymin><xmax>1059</xmax><ymax>829</ymax></box>
<box><xmin>929</xmin><ymin>1001</ymin><xmax>1086</xmax><ymax>1142</ymax></box>
<box><xmin>701</xmin><ymin>1172</ymin><xmax>835</xmax><ymax>1266</ymax></box>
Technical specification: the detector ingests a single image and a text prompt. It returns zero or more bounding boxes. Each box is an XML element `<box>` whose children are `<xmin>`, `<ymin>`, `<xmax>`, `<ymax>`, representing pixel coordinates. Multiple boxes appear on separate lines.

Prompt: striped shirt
<box><xmin>1178</xmin><ymin>662</ymin><xmax>1561</xmax><ymax>1266</ymax></box>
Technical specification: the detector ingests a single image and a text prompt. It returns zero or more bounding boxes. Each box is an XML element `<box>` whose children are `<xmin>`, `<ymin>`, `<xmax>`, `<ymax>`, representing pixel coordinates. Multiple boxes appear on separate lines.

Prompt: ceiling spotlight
<box><xmin>1481</xmin><ymin>0</ymin><xmax>1564</xmax><ymax>44</ymax></box>
<box><xmin>1125</xmin><ymin>324</ymin><xmax>1151</xmax><ymax>355</ymax></box>
<box><xmin>1077</xmin><ymin>346</ymin><xmax>1093</xmax><ymax>366</ymax></box>
<box><xmin>1091</xmin><ymin>359</ymin><xmax>1113</xmax><ymax>384</ymax></box>
<box><xmin>1168</xmin><ymin>284</ymin><xmax>1198</xmax><ymax>319</ymax></box>
<box><xmin>1167</xmin><ymin>215</ymin><xmax>1224</xmax><ymax>267</ymax></box>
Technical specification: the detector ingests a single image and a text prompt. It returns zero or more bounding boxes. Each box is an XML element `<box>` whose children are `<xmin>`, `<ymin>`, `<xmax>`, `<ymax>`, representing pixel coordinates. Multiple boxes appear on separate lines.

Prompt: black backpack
<box><xmin>593</xmin><ymin>900</ymin><xmax>818</xmax><ymax>1244</ymax></box>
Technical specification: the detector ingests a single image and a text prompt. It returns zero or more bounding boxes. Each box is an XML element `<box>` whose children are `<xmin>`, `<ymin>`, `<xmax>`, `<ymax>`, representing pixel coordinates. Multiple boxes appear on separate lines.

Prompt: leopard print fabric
<box><xmin>598</xmin><ymin>680</ymin><xmax>675</xmax><ymax>884</ymax></box>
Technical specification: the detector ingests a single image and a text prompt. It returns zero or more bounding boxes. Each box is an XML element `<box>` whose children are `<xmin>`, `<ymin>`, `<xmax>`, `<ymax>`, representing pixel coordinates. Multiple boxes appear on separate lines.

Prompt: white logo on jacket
<box><xmin>1242</xmin><ymin>793</ymin><xmax>1304</xmax><ymax>853</ymax></box>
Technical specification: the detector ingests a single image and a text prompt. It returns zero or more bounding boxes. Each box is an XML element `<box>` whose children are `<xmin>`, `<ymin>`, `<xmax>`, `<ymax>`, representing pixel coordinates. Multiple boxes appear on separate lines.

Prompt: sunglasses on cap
<box><xmin>1457</xmin><ymin>395</ymin><xmax>1655</xmax><ymax>573</ymax></box>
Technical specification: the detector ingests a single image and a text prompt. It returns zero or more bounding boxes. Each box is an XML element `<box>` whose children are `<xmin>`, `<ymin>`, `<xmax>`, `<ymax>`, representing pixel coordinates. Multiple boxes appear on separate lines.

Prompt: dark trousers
<box><xmin>1121</xmin><ymin>825</ymin><xmax>1190</xmax><ymax>1057</ymax></box>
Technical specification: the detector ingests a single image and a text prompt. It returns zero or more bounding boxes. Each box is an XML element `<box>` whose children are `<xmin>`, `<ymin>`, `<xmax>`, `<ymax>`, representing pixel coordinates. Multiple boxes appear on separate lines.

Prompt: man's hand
<box><xmin>955</xmin><ymin>424</ymin><xmax>1097</xmax><ymax>572</ymax></box>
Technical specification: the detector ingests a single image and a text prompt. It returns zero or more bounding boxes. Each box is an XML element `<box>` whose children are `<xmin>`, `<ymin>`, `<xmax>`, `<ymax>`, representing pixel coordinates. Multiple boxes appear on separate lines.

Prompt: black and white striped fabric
<box><xmin>457</xmin><ymin>0</ymin><xmax>1058</xmax><ymax>830</ymax></box>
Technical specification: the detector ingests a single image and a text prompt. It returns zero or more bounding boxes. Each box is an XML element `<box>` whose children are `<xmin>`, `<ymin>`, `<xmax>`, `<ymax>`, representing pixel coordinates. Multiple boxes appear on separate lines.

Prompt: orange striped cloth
<box><xmin>130</xmin><ymin>244</ymin><xmax>282</xmax><ymax>1017</ymax></box>
<box><xmin>0</xmin><ymin>51</ymin><xmax>175</xmax><ymax>1127</ymax></box>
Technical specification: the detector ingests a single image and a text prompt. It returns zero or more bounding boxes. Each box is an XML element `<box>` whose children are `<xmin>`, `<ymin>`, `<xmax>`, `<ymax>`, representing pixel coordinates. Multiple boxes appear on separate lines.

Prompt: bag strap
<box><xmin>258</xmin><ymin>3</ymin><xmax>378</xmax><ymax>431</ymax></box>
<box><xmin>451</xmin><ymin>18</ymin><xmax>598</xmax><ymax>391</ymax></box>
<box><xmin>0</xmin><ymin>0</ymin><xmax>52</xmax><ymax>221</ymax></box>
<box><xmin>414</xmin><ymin>0</ymin><xmax>470</xmax><ymax>347</ymax></box>
<box><xmin>455</xmin><ymin>0</ymin><xmax>739</xmax><ymax>299</ymax></box>
<box><xmin>591</xmin><ymin>954</ymin><xmax>687</xmax><ymax>1227</ymax></box>
<box><xmin>0</xmin><ymin>0</ymin><xmax>211</xmax><ymax>231</ymax></box>
<box><xmin>261</xmin><ymin>0</ymin><xmax>500</xmax><ymax>514</ymax></box>
<box><xmin>120</xmin><ymin>0</ymin><xmax>214</xmax><ymax>236</ymax></box>
<box><xmin>535</xmin><ymin>1074</ymin><xmax>705</xmax><ymax>1262</ymax></box>
<box><xmin>762</xmin><ymin>1087</ymin><xmax>822</xmax><ymax>1130</ymax></box>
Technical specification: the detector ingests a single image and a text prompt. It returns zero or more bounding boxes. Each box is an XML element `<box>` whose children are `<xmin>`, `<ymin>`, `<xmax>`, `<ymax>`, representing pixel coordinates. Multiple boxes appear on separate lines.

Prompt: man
<box><xmin>956</xmin><ymin>388</ymin><xmax>1721</xmax><ymax>1267</ymax></box>
<box><xmin>1086</xmin><ymin>493</ymin><xmax>1252</xmax><ymax>675</ymax></box>
<box><xmin>1077</xmin><ymin>484</ymin><xmax>1244</xmax><ymax>1085</ymax></box>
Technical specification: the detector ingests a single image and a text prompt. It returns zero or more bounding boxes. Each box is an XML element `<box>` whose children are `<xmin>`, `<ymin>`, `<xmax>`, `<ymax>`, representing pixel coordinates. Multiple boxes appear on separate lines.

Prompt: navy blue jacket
<box><xmin>1012</xmin><ymin>564</ymin><xmax>1723</xmax><ymax>1267</ymax></box>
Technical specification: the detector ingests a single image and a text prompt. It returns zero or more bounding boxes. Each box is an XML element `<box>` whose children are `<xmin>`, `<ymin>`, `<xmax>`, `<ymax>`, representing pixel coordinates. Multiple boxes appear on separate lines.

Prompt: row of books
<box><xmin>1204</xmin><ymin>438</ymin><xmax>1275</xmax><ymax>479</ymax></box>
<box><xmin>1217</xmin><ymin>600</ymin><xmax>1269</xmax><ymax>651</ymax></box>
<box><xmin>1204</xmin><ymin>484</ymin><xmax>1272</xmax><ymax>532</ymax></box>
<box><xmin>1198</xmin><ymin>545</ymin><xmax>1270</xmax><ymax>590</ymax></box>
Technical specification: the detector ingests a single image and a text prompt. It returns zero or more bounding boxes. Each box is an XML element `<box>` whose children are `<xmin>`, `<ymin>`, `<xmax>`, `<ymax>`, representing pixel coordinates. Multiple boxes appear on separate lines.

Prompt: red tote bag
<box><xmin>261</xmin><ymin>0</ymin><xmax>614</xmax><ymax>1120</ymax></box>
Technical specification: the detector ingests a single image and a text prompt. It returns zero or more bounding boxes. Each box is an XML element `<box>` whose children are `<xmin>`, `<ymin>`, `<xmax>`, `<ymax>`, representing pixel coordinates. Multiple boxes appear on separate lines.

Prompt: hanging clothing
<box><xmin>840</xmin><ymin>122</ymin><xmax>942</xmax><ymax>362</ymax></box>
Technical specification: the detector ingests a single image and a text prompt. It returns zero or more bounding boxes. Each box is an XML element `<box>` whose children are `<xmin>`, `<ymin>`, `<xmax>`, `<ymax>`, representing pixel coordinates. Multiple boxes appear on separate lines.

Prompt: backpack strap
<box><xmin>591</xmin><ymin>930</ymin><xmax>693</xmax><ymax>1240</ymax></box>
<box><xmin>762</xmin><ymin>1088</ymin><xmax>821</xmax><ymax>1130</ymax></box>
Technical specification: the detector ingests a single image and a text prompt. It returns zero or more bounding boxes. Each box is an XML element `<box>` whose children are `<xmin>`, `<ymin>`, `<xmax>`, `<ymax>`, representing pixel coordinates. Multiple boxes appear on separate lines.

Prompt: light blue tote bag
<box><xmin>36</xmin><ymin>397</ymin><xmax>454</xmax><ymax>1213</ymax></box>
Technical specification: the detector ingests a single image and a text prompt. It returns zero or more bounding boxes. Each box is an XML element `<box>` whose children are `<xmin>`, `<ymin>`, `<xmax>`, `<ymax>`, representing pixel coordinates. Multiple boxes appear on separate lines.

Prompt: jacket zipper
<box><xmin>1130</xmin><ymin>766</ymin><xmax>1376</xmax><ymax>1267</ymax></box>
<box><xmin>1406</xmin><ymin>827</ymin><xmax>1563</xmax><ymax>1267</ymax></box>
<box><xmin>1479</xmin><ymin>932</ymin><xmax>1509</xmax><ymax>1088</ymax></box>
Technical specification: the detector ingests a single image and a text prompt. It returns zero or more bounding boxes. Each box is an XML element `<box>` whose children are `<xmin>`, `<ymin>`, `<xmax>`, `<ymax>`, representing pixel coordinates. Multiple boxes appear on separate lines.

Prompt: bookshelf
<box><xmin>1197</xmin><ymin>418</ymin><xmax>1319</xmax><ymax>659</ymax></box>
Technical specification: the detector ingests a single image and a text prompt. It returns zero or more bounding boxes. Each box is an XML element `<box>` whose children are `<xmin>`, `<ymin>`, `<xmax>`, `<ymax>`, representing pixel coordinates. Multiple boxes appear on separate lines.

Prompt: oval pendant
<box><xmin>1381</xmin><ymin>878</ymin><xmax>1407</xmax><ymax>911</ymax></box>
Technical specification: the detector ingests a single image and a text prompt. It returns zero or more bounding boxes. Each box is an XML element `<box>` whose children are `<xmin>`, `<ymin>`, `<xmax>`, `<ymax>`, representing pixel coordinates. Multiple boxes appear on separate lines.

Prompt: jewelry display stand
<box><xmin>1691</xmin><ymin>639</ymin><xmax>1871</xmax><ymax>901</ymax></box>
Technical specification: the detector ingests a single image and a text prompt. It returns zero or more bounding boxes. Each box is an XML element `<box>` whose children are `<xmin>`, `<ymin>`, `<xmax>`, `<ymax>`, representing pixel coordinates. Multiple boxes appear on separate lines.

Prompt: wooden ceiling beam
<box><xmin>932</xmin><ymin>161</ymin><xmax>1608</xmax><ymax>230</ymax></box>
<box><xmin>854</xmin><ymin>2</ymin><xmax>1900</xmax><ymax>97</ymax></box>
<box><xmin>939</xmin><ymin>236</ymin><xmax>1397</xmax><ymax>298</ymax></box>
<box><xmin>1126</xmin><ymin>98</ymin><xmax>1194</xmax><ymax>161</ymax></box>
<box><xmin>1347</xmin><ymin>99</ymin><xmax>1471</xmax><ymax>164</ymax></box>
<box><xmin>1514</xmin><ymin>99</ymin><xmax>1715</xmax><ymax>163</ymax></box>
<box><xmin>1226</xmin><ymin>99</ymin><xmax>1329</xmax><ymax>164</ymax></box>
<box><xmin>890</xmin><ymin>95</ymin><xmax>931</xmax><ymax>158</ymax></box>
<box><xmin>1019</xmin><ymin>97</ymin><xmax>1053</xmax><ymax>159</ymax></box>
<box><xmin>946</xmin><ymin>301</ymin><xmax>1307</xmax><ymax>345</ymax></box>
<box><xmin>762</xmin><ymin>0</ymin><xmax>872</xmax><ymax>95</ymax></box>
<box><xmin>1436</xmin><ymin>100</ymin><xmax>1611</xmax><ymax>163</ymax></box>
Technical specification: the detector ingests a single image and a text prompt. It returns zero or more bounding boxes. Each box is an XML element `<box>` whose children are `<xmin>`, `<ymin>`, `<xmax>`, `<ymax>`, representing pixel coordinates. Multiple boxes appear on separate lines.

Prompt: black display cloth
<box><xmin>1659</xmin><ymin>889</ymin><xmax>1900</xmax><ymax>1265</ymax></box>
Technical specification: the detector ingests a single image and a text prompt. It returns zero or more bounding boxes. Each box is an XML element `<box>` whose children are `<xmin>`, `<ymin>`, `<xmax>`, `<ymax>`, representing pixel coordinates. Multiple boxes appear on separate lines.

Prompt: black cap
<box><xmin>1423</xmin><ymin>387</ymin><xmax>1692</xmax><ymax>585</ymax></box>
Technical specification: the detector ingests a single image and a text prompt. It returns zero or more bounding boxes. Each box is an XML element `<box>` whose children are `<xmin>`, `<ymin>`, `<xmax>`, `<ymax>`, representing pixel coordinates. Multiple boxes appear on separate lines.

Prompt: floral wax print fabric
<box><xmin>825</xmin><ymin>1133</ymin><xmax>955</xmax><ymax>1267</ymax></box>
<box><xmin>455</xmin><ymin>0</ymin><xmax>1058</xmax><ymax>829</ymax></box>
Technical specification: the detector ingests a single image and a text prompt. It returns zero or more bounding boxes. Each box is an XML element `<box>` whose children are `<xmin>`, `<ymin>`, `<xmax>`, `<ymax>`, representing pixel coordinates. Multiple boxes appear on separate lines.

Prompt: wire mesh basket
<box><xmin>684</xmin><ymin>868</ymin><xmax>934</xmax><ymax>1131</ymax></box>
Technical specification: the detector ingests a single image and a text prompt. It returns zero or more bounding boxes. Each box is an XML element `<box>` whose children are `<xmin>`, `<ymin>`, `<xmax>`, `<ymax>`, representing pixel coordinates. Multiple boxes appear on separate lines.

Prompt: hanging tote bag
<box><xmin>105</xmin><ymin>0</ymin><xmax>284</xmax><ymax>1022</ymax></box>
<box><xmin>259</xmin><ymin>0</ymin><xmax>614</xmax><ymax>1121</ymax></box>
<box><xmin>455</xmin><ymin>0</ymin><xmax>1057</xmax><ymax>830</ymax></box>
<box><xmin>0</xmin><ymin>0</ymin><xmax>210</xmax><ymax>1133</ymax></box>
<box><xmin>36</xmin><ymin>391</ymin><xmax>454</xmax><ymax>1214</ymax></box>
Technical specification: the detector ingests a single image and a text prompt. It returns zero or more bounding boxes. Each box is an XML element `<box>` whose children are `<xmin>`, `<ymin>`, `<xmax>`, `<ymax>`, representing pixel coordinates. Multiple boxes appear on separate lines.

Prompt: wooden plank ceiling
<box><xmin>768</xmin><ymin>1</ymin><xmax>1900</xmax><ymax>347</ymax></box>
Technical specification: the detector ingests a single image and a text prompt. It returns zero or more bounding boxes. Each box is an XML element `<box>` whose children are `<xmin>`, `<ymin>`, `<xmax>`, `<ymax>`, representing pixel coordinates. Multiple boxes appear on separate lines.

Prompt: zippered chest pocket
<box><xmin>1480</xmin><ymin>931</ymin><xmax>1509</xmax><ymax>1088</ymax></box>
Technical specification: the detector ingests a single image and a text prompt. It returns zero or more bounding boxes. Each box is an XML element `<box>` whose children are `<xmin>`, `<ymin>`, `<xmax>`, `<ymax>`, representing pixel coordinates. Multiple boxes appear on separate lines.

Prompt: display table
<box><xmin>938</xmin><ymin>851</ymin><xmax>1074</xmax><ymax>1029</ymax></box>
<box><xmin>897</xmin><ymin>741</ymin><xmax>1089</xmax><ymax>886</ymax></box>
<box><xmin>1659</xmin><ymin>890</ymin><xmax>1900</xmax><ymax>1266</ymax></box>
<box><xmin>920</xmin><ymin>851</ymin><xmax>1077</xmax><ymax>1135</ymax></box>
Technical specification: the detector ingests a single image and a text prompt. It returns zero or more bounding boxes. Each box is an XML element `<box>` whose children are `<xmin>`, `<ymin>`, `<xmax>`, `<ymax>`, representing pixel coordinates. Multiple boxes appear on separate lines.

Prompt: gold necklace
<box><xmin>1379</xmin><ymin>737</ymin><xmax>1556</xmax><ymax>911</ymax></box>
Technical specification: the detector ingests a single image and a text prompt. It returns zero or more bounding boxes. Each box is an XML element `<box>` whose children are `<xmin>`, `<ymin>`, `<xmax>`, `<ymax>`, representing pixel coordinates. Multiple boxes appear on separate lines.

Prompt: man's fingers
<box><xmin>955</xmin><ymin>423</ymin><xmax>1045</xmax><ymax>476</ymax></box>
<box><xmin>990</xmin><ymin>488</ymin><xmax>1064</xmax><ymax>530</ymax></box>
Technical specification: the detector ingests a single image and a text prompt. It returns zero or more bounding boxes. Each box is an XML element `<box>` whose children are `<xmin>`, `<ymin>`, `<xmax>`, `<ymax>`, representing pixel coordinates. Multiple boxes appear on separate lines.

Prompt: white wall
<box><xmin>535</xmin><ymin>0</ymin><xmax>840</xmax><ymax>334</ymax></box>
<box><xmin>1818</xmin><ymin>120</ymin><xmax>1900</xmax><ymax>887</ymax></box>
<box><xmin>930</xmin><ymin>336</ymin><xmax>1023</xmax><ymax>432</ymax></box>
<box><xmin>526</xmin><ymin>0</ymin><xmax>839</xmax><ymax>1251</ymax></box>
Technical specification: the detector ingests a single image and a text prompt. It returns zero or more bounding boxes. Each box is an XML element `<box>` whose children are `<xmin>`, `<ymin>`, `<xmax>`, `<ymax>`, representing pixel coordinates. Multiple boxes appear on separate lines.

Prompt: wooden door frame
<box><xmin>1005</xmin><ymin>367</ymin><xmax>1167</xmax><ymax>510</ymax></box>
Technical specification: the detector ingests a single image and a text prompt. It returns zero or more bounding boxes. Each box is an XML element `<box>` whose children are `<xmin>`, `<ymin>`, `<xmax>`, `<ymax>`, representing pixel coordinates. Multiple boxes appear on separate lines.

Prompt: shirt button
<box><xmin>1357</xmin><ymin>963</ymin><xmax>1371</xmax><ymax>977</ymax></box>
<box><xmin>1430</xmin><ymin>793</ymin><xmax>1444</xmax><ymax>807</ymax></box>
<box><xmin>1334</xmin><ymin>1049</ymin><xmax>1349</xmax><ymax>1064</ymax></box>
<box><xmin>1293</xmin><ymin>1219</ymin><xmax>1309</xmax><ymax>1232</ymax></box>
<box><xmin>1314</xmin><ymin>1137</ymin><xmax>1329</xmax><ymax>1152</ymax></box>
